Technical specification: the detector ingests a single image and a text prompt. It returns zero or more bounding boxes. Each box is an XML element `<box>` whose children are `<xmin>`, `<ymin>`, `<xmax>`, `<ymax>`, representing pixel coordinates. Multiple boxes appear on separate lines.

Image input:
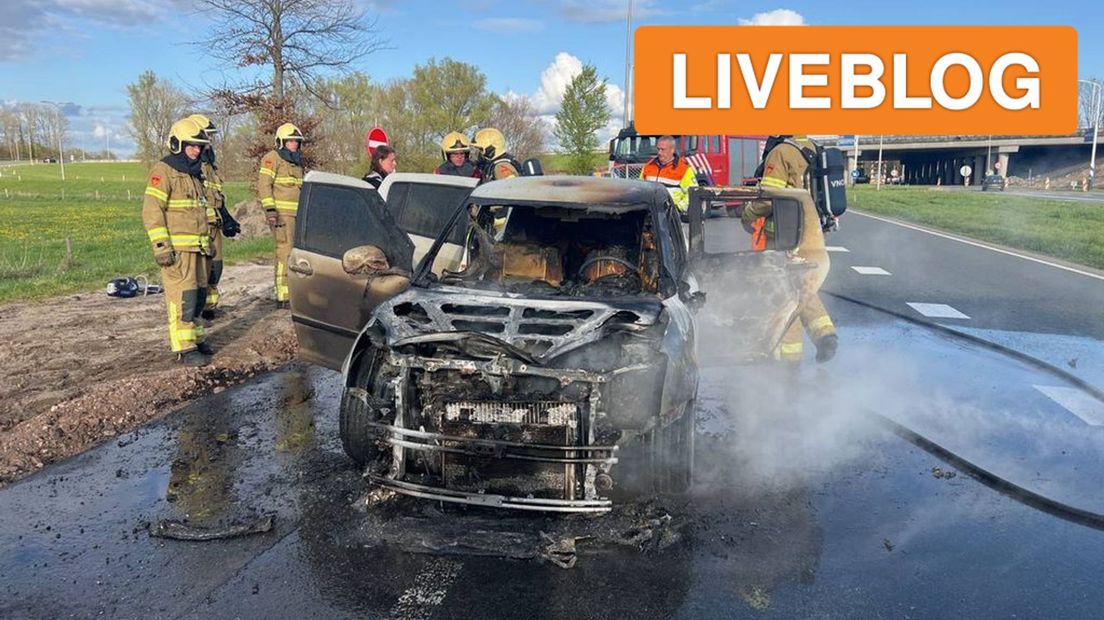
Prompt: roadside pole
<box><xmin>876</xmin><ymin>135</ymin><xmax>884</xmax><ymax>192</ymax></box>
<box><xmin>1079</xmin><ymin>79</ymin><xmax>1101</xmax><ymax>190</ymax></box>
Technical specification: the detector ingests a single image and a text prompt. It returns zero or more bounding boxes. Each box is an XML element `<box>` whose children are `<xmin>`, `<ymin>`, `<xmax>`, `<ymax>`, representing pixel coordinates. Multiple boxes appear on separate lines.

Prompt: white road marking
<box><xmin>388</xmin><ymin>558</ymin><xmax>462</xmax><ymax>620</ymax></box>
<box><xmin>906</xmin><ymin>302</ymin><xmax>970</xmax><ymax>319</ymax></box>
<box><xmin>851</xmin><ymin>210</ymin><xmax>1104</xmax><ymax>282</ymax></box>
<box><xmin>1033</xmin><ymin>385</ymin><xmax>1104</xmax><ymax>426</ymax></box>
<box><xmin>851</xmin><ymin>266</ymin><xmax>892</xmax><ymax>275</ymax></box>
<box><xmin>826</xmin><ymin>246</ymin><xmax>850</xmax><ymax>253</ymax></box>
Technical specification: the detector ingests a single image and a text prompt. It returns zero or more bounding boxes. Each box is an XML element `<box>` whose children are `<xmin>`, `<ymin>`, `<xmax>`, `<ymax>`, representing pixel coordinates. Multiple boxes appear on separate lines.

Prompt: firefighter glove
<box><xmin>266</xmin><ymin>212</ymin><xmax>278</xmax><ymax>227</ymax></box>
<box><xmin>155</xmin><ymin>250</ymin><xmax>177</xmax><ymax>267</ymax></box>
<box><xmin>219</xmin><ymin>205</ymin><xmax>241</xmax><ymax>238</ymax></box>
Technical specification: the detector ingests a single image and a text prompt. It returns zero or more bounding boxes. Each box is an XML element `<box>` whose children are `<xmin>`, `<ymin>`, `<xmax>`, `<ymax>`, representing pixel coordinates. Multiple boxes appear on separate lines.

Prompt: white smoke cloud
<box><xmin>738</xmin><ymin>8</ymin><xmax>806</xmax><ymax>26</ymax></box>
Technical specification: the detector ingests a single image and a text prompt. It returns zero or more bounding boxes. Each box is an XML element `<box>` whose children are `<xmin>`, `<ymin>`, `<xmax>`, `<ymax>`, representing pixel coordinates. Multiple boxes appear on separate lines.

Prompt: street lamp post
<box><xmin>1080</xmin><ymin>79</ymin><xmax>1101</xmax><ymax>190</ymax></box>
<box><xmin>40</xmin><ymin>100</ymin><xmax>70</xmax><ymax>181</ymax></box>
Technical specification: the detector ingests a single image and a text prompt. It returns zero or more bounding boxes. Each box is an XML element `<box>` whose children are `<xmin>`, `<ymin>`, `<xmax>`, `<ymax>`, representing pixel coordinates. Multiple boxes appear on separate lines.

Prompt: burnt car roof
<box><xmin>468</xmin><ymin>175</ymin><xmax>663</xmax><ymax>213</ymax></box>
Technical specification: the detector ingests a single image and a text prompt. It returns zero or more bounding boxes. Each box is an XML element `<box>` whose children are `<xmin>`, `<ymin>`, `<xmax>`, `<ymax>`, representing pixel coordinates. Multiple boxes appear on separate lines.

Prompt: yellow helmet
<box><xmin>187</xmin><ymin>113</ymin><xmax>217</xmax><ymax>137</ymax></box>
<box><xmin>274</xmin><ymin>122</ymin><xmax>306</xmax><ymax>148</ymax></box>
<box><xmin>166</xmin><ymin>118</ymin><xmax>210</xmax><ymax>154</ymax></box>
<box><xmin>440</xmin><ymin>131</ymin><xmax>470</xmax><ymax>160</ymax></box>
<box><xmin>472</xmin><ymin>128</ymin><xmax>506</xmax><ymax>161</ymax></box>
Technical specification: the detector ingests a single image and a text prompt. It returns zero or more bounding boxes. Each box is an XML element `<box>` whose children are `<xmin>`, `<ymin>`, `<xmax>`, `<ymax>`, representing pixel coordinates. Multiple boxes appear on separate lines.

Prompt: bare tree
<box><xmin>196</xmin><ymin>0</ymin><xmax>385</xmax><ymax>100</ymax></box>
<box><xmin>126</xmin><ymin>71</ymin><xmax>190</xmax><ymax>166</ymax></box>
<box><xmin>489</xmin><ymin>96</ymin><xmax>547</xmax><ymax>161</ymax></box>
<box><xmin>1080</xmin><ymin>78</ymin><xmax>1103</xmax><ymax>130</ymax></box>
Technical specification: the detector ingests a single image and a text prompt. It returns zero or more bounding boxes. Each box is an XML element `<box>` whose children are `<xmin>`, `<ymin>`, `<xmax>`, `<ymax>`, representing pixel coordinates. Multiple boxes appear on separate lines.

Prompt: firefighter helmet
<box><xmin>274</xmin><ymin>123</ymin><xmax>306</xmax><ymax>148</ymax></box>
<box><xmin>187</xmin><ymin>113</ymin><xmax>218</xmax><ymax>137</ymax></box>
<box><xmin>440</xmin><ymin>131</ymin><xmax>470</xmax><ymax>160</ymax></box>
<box><xmin>472</xmin><ymin>128</ymin><xmax>506</xmax><ymax>161</ymax></box>
<box><xmin>167</xmin><ymin>118</ymin><xmax>210</xmax><ymax>154</ymax></box>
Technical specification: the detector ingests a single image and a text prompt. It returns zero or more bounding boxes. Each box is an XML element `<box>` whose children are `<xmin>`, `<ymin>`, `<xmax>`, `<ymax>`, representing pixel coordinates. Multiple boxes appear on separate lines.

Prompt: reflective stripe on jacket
<box><xmin>142</xmin><ymin>160</ymin><xmax>210</xmax><ymax>255</ymax></box>
<box><xmin>257</xmin><ymin>149</ymin><xmax>304</xmax><ymax>216</ymax></box>
<box><xmin>640</xmin><ymin>155</ymin><xmax>698</xmax><ymax>212</ymax></box>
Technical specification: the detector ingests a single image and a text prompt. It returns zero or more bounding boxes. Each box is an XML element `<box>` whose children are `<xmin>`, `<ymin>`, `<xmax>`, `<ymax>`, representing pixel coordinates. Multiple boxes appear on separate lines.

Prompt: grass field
<box><xmin>0</xmin><ymin>161</ymin><xmax>272</xmax><ymax>303</ymax></box>
<box><xmin>848</xmin><ymin>185</ymin><xmax>1104</xmax><ymax>271</ymax></box>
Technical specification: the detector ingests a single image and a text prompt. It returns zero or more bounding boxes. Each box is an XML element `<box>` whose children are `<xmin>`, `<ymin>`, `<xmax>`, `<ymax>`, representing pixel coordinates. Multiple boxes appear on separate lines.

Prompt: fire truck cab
<box><xmin>607</xmin><ymin>123</ymin><xmax>765</xmax><ymax>188</ymax></box>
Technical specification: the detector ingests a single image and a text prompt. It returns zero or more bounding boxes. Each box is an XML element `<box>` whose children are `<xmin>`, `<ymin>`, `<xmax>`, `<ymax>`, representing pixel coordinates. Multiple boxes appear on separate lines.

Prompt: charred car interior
<box><xmin>288</xmin><ymin>174</ymin><xmax>811</xmax><ymax>513</ymax></box>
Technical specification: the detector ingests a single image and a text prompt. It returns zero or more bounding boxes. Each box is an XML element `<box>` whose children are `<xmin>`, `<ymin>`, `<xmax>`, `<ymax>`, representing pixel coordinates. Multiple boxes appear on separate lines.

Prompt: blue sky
<box><xmin>2</xmin><ymin>0</ymin><xmax>1100</xmax><ymax>156</ymax></box>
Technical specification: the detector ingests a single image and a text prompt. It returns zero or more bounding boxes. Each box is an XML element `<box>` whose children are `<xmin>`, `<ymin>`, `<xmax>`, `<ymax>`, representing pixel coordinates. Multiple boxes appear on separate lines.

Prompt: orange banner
<box><xmin>633</xmin><ymin>26</ymin><xmax>1078</xmax><ymax>135</ymax></box>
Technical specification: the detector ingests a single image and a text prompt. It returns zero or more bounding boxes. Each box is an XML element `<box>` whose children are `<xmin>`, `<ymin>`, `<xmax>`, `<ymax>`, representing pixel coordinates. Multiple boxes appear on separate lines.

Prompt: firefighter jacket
<box><xmin>201</xmin><ymin>161</ymin><xmax>225</xmax><ymax>225</ymax></box>
<box><xmin>258</xmin><ymin>149</ymin><xmax>304</xmax><ymax>217</ymax></box>
<box><xmin>478</xmin><ymin>155</ymin><xmax>520</xmax><ymax>183</ymax></box>
<box><xmin>758</xmin><ymin>139</ymin><xmax>815</xmax><ymax>190</ymax></box>
<box><xmin>435</xmin><ymin>160</ymin><xmax>480</xmax><ymax>178</ymax></box>
<box><xmin>142</xmin><ymin>157</ymin><xmax>211</xmax><ymax>258</ymax></box>
<box><xmin>640</xmin><ymin>154</ymin><xmax>698</xmax><ymax>212</ymax></box>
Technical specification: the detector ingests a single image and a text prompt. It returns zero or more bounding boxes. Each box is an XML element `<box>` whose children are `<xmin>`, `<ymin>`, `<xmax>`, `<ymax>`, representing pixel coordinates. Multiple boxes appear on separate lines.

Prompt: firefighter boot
<box><xmin>815</xmin><ymin>334</ymin><xmax>838</xmax><ymax>363</ymax></box>
<box><xmin>178</xmin><ymin>350</ymin><xmax>208</xmax><ymax>367</ymax></box>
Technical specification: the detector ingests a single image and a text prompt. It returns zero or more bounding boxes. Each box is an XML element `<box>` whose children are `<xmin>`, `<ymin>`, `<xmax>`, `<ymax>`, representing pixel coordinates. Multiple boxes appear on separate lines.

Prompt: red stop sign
<box><xmin>365</xmin><ymin>127</ymin><xmax>389</xmax><ymax>157</ymax></box>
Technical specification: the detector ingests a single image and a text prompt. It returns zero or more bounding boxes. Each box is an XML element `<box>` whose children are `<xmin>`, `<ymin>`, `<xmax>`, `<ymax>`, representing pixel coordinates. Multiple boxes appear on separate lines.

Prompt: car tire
<box><xmin>339</xmin><ymin>349</ymin><xmax>387</xmax><ymax>466</ymax></box>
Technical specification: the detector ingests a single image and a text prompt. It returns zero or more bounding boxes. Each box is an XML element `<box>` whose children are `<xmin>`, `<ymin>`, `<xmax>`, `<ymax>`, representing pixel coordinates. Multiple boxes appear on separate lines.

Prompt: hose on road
<box><xmin>825</xmin><ymin>290</ymin><xmax>1104</xmax><ymax>531</ymax></box>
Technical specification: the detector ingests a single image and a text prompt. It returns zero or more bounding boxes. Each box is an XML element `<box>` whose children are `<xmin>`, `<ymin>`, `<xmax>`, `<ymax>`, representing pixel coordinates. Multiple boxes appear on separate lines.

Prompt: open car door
<box><xmin>378</xmin><ymin>173</ymin><xmax>478</xmax><ymax>275</ymax></box>
<box><xmin>289</xmin><ymin>172</ymin><xmax>415</xmax><ymax>370</ymax></box>
<box><xmin>684</xmin><ymin>186</ymin><xmax>810</xmax><ymax>363</ymax></box>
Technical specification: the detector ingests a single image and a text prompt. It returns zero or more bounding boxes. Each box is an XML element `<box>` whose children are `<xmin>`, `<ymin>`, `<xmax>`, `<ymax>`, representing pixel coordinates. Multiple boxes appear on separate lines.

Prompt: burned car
<box><xmin>288</xmin><ymin>173</ymin><xmax>810</xmax><ymax>512</ymax></box>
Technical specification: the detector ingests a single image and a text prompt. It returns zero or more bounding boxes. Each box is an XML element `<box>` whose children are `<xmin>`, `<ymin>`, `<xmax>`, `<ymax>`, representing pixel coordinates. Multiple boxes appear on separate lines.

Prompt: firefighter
<box><xmin>258</xmin><ymin>122</ymin><xmax>306</xmax><ymax>309</ymax></box>
<box><xmin>639</xmin><ymin>135</ymin><xmax>698</xmax><ymax>216</ymax></box>
<box><xmin>435</xmin><ymin>131</ymin><xmax>479</xmax><ymax>177</ymax></box>
<box><xmin>187</xmin><ymin>114</ymin><xmax>226</xmax><ymax>319</ymax></box>
<box><xmin>744</xmin><ymin>135</ymin><xmax>838</xmax><ymax>364</ymax></box>
<box><xmin>142</xmin><ymin>118</ymin><xmax>214</xmax><ymax>366</ymax></box>
<box><xmin>471</xmin><ymin>128</ymin><xmax>521</xmax><ymax>182</ymax></box>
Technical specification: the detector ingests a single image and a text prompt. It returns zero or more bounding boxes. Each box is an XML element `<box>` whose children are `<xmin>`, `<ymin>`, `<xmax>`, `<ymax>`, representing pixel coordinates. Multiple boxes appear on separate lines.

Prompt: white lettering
<box><xmin>717</xmin><ymin>53</ymin><xmax>731</xmax><ymax>109</ymax></box>
<box><xmin>736</xmin><ymin>53</ymin><xmax>782</xmax><ymax>109</ymax></box>
<box><xmin>893</xmin><ymin>54</ymin><xmax>932</xmax><ymax>109</ymax></box>
<box><xmin>673</xmin><ymin>53</ymin><xmax>711</xmax><ymax>109</ymax></box>
<box><xmin>790</xmin><ymin>53</ymin><xmax>831</xmax><ymax>109</ymax></box>
<box><xmin>931</xmin><ymin>53</ymin><xmax>984</xmax><ymax>111</ymax></box>
<box><xmin>990</xmin><ymin>52</ymin><xmax>1040</xmax><ymax>110</ymax></box>
<box><xmin>841</xmin><ymin>53</ymin><xmax>885</xmax><ymax>109</ymax></box>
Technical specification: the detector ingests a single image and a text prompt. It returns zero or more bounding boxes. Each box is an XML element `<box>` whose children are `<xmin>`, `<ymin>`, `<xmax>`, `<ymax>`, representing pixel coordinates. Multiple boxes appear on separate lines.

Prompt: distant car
<box><xmin>982</xmin><ymin>175</ymin><xmax>1006</xmax><ymax>191</ymax></box>
<box><xmin>42</xmin><ymin>157</ymin><xmax>57</xmax><ymax>163</ymax></box>
<box><xmin>853</xmin><ymin>170</ymin><xmax>870</xmax><ymax>184</ymax></box>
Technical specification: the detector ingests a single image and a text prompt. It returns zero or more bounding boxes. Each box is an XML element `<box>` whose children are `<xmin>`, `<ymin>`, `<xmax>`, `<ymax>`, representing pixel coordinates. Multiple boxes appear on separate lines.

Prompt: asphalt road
<box><xmin>4</xmin><ymin>215</ymin><xmax>1104</xmax><ymax>619</ymax></box>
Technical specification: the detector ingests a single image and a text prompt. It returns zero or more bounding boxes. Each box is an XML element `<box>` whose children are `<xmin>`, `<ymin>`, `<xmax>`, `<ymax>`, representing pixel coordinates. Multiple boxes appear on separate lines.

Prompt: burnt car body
<box><xmin>288</xmin><ymin>173</ymin><xmax>811</xmax><ymax>512</ymax></box>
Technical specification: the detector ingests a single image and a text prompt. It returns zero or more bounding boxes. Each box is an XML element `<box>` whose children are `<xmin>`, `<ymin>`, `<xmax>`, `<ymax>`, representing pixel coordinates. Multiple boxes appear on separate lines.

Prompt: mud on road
<box><xmin>0</xmin><ymin>261</ymin><xmax>298</xmax><ymax>485</ymax></box>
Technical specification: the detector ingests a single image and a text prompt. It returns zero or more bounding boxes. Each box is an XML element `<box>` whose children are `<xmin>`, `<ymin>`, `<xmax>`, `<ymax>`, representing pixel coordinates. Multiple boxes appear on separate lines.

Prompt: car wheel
<box><xmin>339</xmin><ymin>349</ymin><xmax>388</xmax><ymax>466</ymax></box>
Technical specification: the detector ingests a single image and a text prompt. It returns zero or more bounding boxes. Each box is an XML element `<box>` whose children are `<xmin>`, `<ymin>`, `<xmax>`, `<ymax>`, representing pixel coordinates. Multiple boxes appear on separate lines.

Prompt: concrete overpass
<box><xmin>817</xmin><ymin>132</ymin><xmax>1101</xmax><ymax>186</ymax></box>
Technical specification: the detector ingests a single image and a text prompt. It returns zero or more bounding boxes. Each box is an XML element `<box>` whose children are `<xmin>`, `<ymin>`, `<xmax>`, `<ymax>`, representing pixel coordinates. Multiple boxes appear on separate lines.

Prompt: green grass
<box><xmin>847</xmin><ymin>185</ymin><xmax>1104</xmax><ymax>271</ymax></box>
<box><xmin>0</xmin><ymin>161</ymin><xmax>272</xmax><ymax>303</ymax></box>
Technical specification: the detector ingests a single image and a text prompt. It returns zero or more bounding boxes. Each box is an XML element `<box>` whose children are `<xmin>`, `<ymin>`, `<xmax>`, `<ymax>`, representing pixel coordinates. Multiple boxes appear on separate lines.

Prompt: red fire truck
<box><xmin>607</xmin><ymin>123</ymin><xmax>767</xmax><ymax>187</ymax></box>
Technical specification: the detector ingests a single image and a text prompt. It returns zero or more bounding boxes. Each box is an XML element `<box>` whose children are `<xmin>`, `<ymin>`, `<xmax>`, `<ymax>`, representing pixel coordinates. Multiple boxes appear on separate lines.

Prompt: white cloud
<box><xmin>474</xmin><ymin>17</ymin><xmax>544</xmax><ymax>32</ymax></box>
<box><xmin>549</xmin><ymin>0</ymin><xmax>663</xmax><ymax>24</ymax></box>
<box><xmin>738</xmin><ymin>8</ymin><xmax>805</xmax><ymax>25</ymax></box>
<box><xmin>0</xmin><ymin>0</ymin><xmax>176</xmax><ymax>61</ymax></box>
<box><xmin>524</xmin><ymin>52</ymin><xmax>626</xmax><ymax>146</ymax></box>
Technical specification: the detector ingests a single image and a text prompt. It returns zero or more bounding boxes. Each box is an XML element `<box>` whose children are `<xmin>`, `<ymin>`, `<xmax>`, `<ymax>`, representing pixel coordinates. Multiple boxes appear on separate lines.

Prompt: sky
<box><xmin>2</xmin><ymin>0</ymin><xmax>1101</xmax><ymax>157</ymax></box>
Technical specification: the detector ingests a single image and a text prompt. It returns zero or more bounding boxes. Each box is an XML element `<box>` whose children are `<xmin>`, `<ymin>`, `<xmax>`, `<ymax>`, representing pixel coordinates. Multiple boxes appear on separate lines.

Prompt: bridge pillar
<box><xmin>997</xmin><ymin>152</ymin><xmax>1011</xmax><ymax>178</ymax></box>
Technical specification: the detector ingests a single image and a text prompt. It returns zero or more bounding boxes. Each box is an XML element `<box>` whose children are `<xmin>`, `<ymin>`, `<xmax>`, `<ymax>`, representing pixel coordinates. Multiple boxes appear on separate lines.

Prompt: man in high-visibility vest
<box><xmin>744</xmin><ymin>135</ymin><xmax>837</xmax><ymax>364</ymax></box>
<box><xmin>142</xmin><ymin>118</ymin><xmax>214</xmax><ymax>366</ymax></box>
<box><xmin>257</xmin><ymin>123</ymin><xmax>305</xmax><ymax>309</ymax></box>
<box><xmin>639</xmin><ymin>135</ymin><xmax>698</xmax><ymax>217</ymax></box>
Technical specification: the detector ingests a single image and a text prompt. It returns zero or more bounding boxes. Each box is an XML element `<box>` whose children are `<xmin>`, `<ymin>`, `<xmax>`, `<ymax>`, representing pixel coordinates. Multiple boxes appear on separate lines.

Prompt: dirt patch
<box><xmin>0</xmin><ymin>261</ymin><xmax>299</xmax><ymax>485</ymax></box>
<box><xmin>232</xmin><ymin>199</ymin><xmax>272</xmax><ymax>239</ymax></box>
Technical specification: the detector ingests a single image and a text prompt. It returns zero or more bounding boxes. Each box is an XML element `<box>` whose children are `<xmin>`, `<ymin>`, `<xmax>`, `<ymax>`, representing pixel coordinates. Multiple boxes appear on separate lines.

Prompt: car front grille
<box><xmin>443</xmin><ymin>401</ymin><xmax>578</xmax><ymax>428</ymax></box>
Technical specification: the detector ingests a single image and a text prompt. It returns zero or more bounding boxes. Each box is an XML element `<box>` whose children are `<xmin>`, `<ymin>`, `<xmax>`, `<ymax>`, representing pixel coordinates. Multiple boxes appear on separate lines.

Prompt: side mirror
<box><xmin>608</xmin><ymin>139</ymin><xmax>616</xmax><ymax>161</ymax></box>
<box><xmin>342</xmin><ymin>245</ymin><xmax>390</xmax><ymax>276</ymax></box>
<box><xmin>769</xmin><ymin>196</ymin><xmax>804</xmax><ymax>251</ymax></box>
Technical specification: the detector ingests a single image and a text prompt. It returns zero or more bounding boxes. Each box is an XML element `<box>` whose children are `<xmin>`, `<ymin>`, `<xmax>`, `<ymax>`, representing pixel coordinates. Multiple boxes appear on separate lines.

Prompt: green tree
<box><xmin>554</xmin><ymin>64</ymin><xmax>610</xmax><ymax>175</ymax></box>
<box><xmin>126</xmin><ymin>71</ymin><xmax>189</xmax><ymax>166</ymax></box>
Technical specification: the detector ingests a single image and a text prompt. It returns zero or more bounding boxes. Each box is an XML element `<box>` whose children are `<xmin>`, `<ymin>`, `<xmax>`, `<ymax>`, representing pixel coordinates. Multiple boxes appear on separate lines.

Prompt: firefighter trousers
<box><xmin>273</xmin><ymin>215</ymin><xmax>295</xmax><ymax>302</ymax></box>
<box><xmin>161</xmin><ymin>251</ymin><xmax>209</xmax><ymax>353</ymax></box>
<box><xmin>205</xmin><ymin>226</ymin><xmax>223</xmax><ymax>309</ymax></box>
<box><xmin>778</xmin><ymin>249</ymin><xmax>836</xmax><ymax>362</ymax></box>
